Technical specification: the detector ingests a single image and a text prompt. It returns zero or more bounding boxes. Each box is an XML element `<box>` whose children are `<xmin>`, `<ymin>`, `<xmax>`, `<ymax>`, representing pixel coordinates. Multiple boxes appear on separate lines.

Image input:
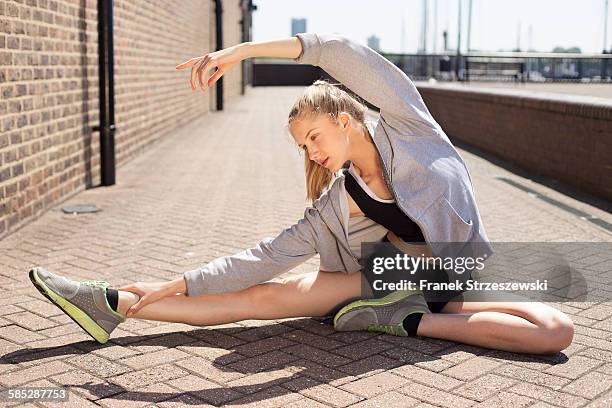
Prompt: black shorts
<box><xmin>370</xmin><ymin>236</ymin><xmax>469</xmax><ymax>314</ymax></box>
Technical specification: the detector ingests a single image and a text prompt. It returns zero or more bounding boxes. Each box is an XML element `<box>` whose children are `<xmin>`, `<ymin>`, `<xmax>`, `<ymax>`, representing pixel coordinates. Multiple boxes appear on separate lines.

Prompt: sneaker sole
<box><xmin>333</xmin><ymin>289</ymin><xmax>424</xmax><ymax>328</ymax></box>
<box><xmin>29</xmin><ymin>268</ymin><xmax>110</xmax><ymax>344</ymax></box>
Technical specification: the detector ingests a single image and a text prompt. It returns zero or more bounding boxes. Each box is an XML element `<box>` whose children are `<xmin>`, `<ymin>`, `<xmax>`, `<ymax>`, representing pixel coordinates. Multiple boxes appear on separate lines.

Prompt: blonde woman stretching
<box><xmin>29</xmin><ymin>33</ymin><xmax>574</xmax><ymax>354</ymax></box>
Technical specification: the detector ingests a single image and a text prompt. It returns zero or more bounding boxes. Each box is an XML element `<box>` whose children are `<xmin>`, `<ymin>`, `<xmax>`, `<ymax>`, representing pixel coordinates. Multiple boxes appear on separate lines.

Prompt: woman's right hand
<box><xmin>175</xmin><ymin>43</ymin><xmax>248</xmax><ymax>91</ymax></box>
<box><xmin>117</xmin><ymin>280</ymin><xmax>179</xmax><ymax>317</ymax></box>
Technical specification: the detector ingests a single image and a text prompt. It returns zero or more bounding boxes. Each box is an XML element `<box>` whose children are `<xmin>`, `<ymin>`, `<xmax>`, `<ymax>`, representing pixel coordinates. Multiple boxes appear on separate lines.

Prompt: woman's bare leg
<box><xmin>416</xmin><ymin>291</ymin><xmax>574</xmax><ymax>354</ymax></box>
<box><xmin>118</xmin><ymin>270</ymin><xmax>365</xmax><ymax>326</ymax></box>
<box><xmin>115</xmin><ymin>272</ymin><xmax>573</xmax><ymax>354</ymax></box>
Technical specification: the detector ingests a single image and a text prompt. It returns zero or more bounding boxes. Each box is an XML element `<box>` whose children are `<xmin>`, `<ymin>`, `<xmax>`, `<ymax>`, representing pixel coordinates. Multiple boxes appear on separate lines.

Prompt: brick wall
<box><xmin>0</xmin><ymin>0</ymin><xmax>246</xmax><ymax>239</ymax></box>
<box><xmin>418</xmin><ymin>85</ymin><xmax>612</xmax><ymax>201</ymax></box>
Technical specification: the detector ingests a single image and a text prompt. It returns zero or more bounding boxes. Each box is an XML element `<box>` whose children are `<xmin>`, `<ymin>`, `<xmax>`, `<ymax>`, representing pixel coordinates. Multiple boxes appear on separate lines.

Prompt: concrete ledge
<box><xmin>417</xmin><ymin>84</ymin><xmax>612</xmax><ymax>201</ymax></box>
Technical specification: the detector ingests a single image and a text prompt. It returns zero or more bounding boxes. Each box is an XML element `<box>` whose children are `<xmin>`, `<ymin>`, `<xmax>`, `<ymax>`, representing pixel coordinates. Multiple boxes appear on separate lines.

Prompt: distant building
<box><xmin>367</xmin><ymin>35</ymin><xmax>381</xmax><ymax>51</ymax></box>
<box><xmin>291</xmin><ymin>18</ymin><xmax>307</xmax><ymax>36</ymax></box>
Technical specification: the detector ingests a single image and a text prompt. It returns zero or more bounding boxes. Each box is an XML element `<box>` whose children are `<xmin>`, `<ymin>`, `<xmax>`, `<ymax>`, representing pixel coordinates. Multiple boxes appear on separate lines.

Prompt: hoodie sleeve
<box><xmin>183</xmin><ymin>207</ymin><xmax>319</xmax><ymax>296</ymax></box>
<box><xmin>293</xmin><ymin>33</ymin><xmax>439</xmax><ymax>134</ymax></box>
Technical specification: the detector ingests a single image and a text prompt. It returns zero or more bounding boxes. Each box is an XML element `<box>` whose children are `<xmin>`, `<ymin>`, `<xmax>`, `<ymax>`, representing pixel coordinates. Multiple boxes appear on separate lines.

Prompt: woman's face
<box><xmin>290</xmin><ymin>113</ymin><xmax>352</xmax><ymax>173</ymax></box>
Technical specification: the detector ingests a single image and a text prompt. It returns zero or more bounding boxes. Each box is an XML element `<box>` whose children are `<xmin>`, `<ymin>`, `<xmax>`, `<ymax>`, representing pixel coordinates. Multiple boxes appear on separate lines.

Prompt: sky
<box><xmin>252</xmin><ymin>0</ymin><xmax>610</xmax><ymax>54</ymax></box>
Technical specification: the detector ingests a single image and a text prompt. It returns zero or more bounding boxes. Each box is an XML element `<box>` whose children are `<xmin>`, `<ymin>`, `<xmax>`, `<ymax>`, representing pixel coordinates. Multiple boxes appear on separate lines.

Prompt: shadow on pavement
<box><xmin>1</xmin><ymin>319</ymin><xmax>571</xmax><ymax>406</ymax></box>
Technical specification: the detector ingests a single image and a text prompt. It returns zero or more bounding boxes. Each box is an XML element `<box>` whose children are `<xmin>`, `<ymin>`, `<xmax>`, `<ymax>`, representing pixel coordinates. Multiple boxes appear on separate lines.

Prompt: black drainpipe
<box><xmin>93</xmin><ymin>0</ymin><xmax>116</xmax><ymax>185</ymax></box>
<box><xmin>215</xmin><ymin>0</ymin><xmax>223</xmax><ymax>111</ymax></box>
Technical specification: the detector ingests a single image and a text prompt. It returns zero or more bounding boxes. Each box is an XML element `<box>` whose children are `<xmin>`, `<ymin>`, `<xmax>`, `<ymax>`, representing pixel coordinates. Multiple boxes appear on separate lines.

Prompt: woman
<box><xmin>29</xmin><ymin>33</ymin><xmax>573</xmax><ymax>354</ymax></box>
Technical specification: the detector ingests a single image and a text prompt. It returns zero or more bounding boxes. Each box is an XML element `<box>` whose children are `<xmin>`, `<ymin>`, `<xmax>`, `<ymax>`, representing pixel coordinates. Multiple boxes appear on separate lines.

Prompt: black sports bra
<box><xmin>344</xmin><ymin>170</ymin><xmax>425</xmax><ymax>243</ymax></box>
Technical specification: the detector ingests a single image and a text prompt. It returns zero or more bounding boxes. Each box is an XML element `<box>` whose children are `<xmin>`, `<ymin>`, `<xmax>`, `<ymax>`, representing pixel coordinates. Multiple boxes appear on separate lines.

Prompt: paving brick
<box><xmin>382</xmin><ymin>346</ymin><xmax>450</xmax><ymax>370</ymax></box>
<box><xmin>452</xmin><ymin>373</ymin><xmax>518</xmax><ymax>402</ymax></box>
<box><xmin>339</xmin><ymin>371</ymin><xmax>408</xmax><ymax>398</ymax></box>
<box><xmin>571</xmin><ymin>333</ymin><xmax>612</xmax><ymax>351</ymax></box>
<box><xmin>509</xmin><ymin>382</ymin><xmax>589</xmax><ymax>408</ymax></box>
<box><xmin>96</xmin><ymin>382</ymin><xmax>178</xmax><ymax>408</ymax></box>
<box><xmin>279</xmin><ymin>397</ymin><xmax>331</xmax><ymax>407</ymax></box>
<box><xmin>120</xmin><ymin>348</ymin><xmax>191</xmax><ymax>370</ymax></box>
<box><xmin>24</xmin><ymin>332</ymin><xmax>91</xmax><ymax>348</ymax></box>
<box><xmin>50</xmin><ymin>369</ymin><xmax>124</xmax><ymax>401</ymax></box>
<box><xmin>333</xmin><ymin>338</ymin><xmax>395</xmax><ymax>360</ymax></box>
<box><xmin>596</xmin><ymin>362</ymin><xmax>612</xmax><ymax>375</ymax></box>
<box><xmin>232</xmin><ymin>336</ymin><xmax>296</xmax><ymax>357</ymax></box>
<box><xmin>493</xmin><ymin>363</ymin><xmax>571</xmax><ymax>390</ymax></box>
<box><xmin>232</xmin><ymin>323</ymin><xmax>294</xmax><ymax>342</ymax></box>
<box><xmin>225</xmin><ymin>369</ymin><xmax>295</xmax><ymax>395</ymax></box>
<box><xmin>281</xmin><ymin>329</ymin><xmax>346</xmax><ymax>350</ymax></box>
<box><xmin>156</xmin><ymin>393</ymin><xmax>214</xmax><ymax>407</ymax></box>
<box><xmin>543</xmin><ymin>355</ymin><xmax>604</xmax><ymax>379</ymax></box>
<box><xmin>391</xmin><ymin>364</ymin><xmax>464</xmax><ymax>391</ymax></box>
<box><xmin>188</xmin><ymin>328</ymin><xmax>246</xmax><ymax>348</ymax></box>
<box><xmin>90</xmin><ymin>344</ymin><xmax>142</xmax><ymax>361</ymax></box>
<box><xmin>66</xmin><ymin>353</ymin><xmax>132</xmax><ymax>378</ymax></box>
<box><xmin>223</xmin><ymin>349</ymin><xmax>300</xmax><ymax>375</ymax></box>
<box><xmin>347</xmin><ymin>390</ymin><xmax>420</xmax><ymax>407</ymax></box>
<box><xmin>337</xmin><ymin>354</ymin><xmax>402</xmax><ymax>378</ymax></box>
<box><xmin>576</xmin><ymin>304</ymin><xmax>612</xmax><ymax>320</ymax></box>
<box><xmin>39</xmin><ymin>391</ymin><xmax>100</xmax><ymax>407</ymax></box>
<box><xmin>283</xmin><ymin>376</ymin><xmax>364</xmax><ymax>407</ymax></box>
<box><xmin>561</xmin><ymin>371</ymin><xmax>612</xmax><ymax>399</ymax></box>
<box><xmin>10</xmin><ymin>344</ymin><xmax>84</xmax><ymax>368</ymax></box>
<box><xmin>167</xmin><ymin>373</ymin><xmax>243</xmax><ymax>405</ymax></box>
<box><xmin>224</xmin><ymin>384</ymin><xmax>304</xmax><ymax>407</ymax></box>
<box><xmin>283</xmin><ymin>344</ymin><xmax>352</xmax><ymax>368</ymax></box>
<box><xmin>381</xmin><ymin>335</ymin><xmax>449</xmax><ymax>355</ymax></box>
<box><xmin>472</xmin><ymin>391</ymin><xmax>533</xmax><ymax>408</ymax></box>
<box><xmin>176</xmin><ymin>356</ymin><xmax>246</xmax><ymax>383</ymax></box>
<box><xmin>284</xmin><ymin>358</ymin><xmax>357</xmax><ymax>387</ymax></box>
<box><xmin>109</xmin><ymin>363</ymin><xmax>189</xmax><ymax>389</ymax></box>
<box><xmin>584</xmin><ymin>387</ymin><xmax>612</xmax><ymax>408</ymax></box>
<box><xmin>0</xmin><ymin>360</ymin><xmax>72</xmax><ymax>386</ymax></box>
<box><xmin>4</xmin><ymin>312</ymin><xmax>56</xmax><ymax>331</ymax></box>
<box><xmin>396</xmin><ymin>382</ymin><xmax>476</xmax><ymax>408</ymax></box>
<box><xmin>0</xmin><ymin>324</ymin><xmax>44</xmax><ymax>343</ymax></box>
<box><xmin>176</xmin><ymin>340</ymin><xmax>245</xmax><ymax>365</ymax></box>
<box><xmin>441</xmin><ymin>357</ymin><xmax>503</xmax><ymax>381</ymax></box>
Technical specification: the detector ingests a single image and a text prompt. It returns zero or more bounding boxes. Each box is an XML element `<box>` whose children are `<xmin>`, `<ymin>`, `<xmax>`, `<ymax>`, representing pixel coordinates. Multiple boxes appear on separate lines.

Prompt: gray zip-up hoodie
<box><xmin>183</xmin><ymin>33</ymin><xmax>494</xmax><ymax>297</ymax></box>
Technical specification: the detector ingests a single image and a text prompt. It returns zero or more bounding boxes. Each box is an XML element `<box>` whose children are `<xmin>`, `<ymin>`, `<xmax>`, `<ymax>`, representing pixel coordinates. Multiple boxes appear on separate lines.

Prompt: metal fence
<box><xmin>382</xmin><ymin>52</ymin><xmax>612</xmax><ymax>83</ymax></box>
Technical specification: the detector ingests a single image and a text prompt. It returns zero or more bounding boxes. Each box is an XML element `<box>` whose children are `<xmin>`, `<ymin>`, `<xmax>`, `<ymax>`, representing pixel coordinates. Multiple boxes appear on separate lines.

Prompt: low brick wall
<box><xmin>0</xmin><ymin>0</ymin><xmax>246</xmax><ymax>239</ymax></box>
<box><xmin>417</xmin><ymin>84</ymin><xmax>612</xmax><ymax>201</ymax></box>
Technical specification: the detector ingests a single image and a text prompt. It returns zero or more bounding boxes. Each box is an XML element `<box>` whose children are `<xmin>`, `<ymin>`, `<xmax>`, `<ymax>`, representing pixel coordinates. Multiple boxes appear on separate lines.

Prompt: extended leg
<box><xmin>124</xmin><ymin>270</ymin><xmax>365</xmax><ymax>326</ymax></box>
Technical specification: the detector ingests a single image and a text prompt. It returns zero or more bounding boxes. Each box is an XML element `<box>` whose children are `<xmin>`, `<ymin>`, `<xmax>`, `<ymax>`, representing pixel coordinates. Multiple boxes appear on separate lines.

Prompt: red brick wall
<box><xmin>418</xmin><ymin>85</ymin><xmax>612</xmax><ymax>201</ymax></box>
<box><xmin>0</xmin><ymin>0</ymin><xmax>246</xmax><ymax>239</ymax></box>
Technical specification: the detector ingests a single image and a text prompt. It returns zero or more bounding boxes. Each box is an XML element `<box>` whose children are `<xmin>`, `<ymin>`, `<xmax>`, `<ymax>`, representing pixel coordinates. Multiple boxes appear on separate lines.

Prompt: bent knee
<box><xmin>536</xmin><ymin>310</ymin><xmax>575</xmax><ymax>354</ymax></box>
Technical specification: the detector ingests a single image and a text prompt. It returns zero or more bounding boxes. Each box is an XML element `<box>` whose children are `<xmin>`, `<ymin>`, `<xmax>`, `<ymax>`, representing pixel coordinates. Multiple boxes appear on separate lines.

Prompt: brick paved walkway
<box><xmin>1</xmin><ymin>87</ymin><xmax>611</xmax><ymax>407</ymax></box>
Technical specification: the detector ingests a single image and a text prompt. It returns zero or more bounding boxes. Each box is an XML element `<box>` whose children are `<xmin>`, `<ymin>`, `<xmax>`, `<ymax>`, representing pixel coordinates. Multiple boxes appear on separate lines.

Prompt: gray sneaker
<box><xmin>333</xmin><ymin>290</ymin><xmax>431</xmax><ymax>336</ymax></box>
<box><xmin>29</xmin><ymin>267</ymin><xmax>126</xmax><ymax>344</ymax></box>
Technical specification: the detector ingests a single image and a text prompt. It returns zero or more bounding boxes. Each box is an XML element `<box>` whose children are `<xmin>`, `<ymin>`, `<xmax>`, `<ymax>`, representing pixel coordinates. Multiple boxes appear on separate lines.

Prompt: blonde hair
<box><xmin>288</xmin><ymin>79</ymin><xmax>369</xmax><ymax>203</ymax></box>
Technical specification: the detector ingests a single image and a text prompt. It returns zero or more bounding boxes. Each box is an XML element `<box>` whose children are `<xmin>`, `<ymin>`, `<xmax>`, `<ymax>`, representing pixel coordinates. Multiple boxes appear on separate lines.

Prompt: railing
<box><xmin>382</xmin><ymin>52</ymin><xmax>612</xmax><ymax>83</ymax></box>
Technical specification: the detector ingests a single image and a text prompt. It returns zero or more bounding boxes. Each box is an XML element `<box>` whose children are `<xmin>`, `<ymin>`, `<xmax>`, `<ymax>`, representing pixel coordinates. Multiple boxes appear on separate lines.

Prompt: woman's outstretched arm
<box><xmin>176</xmin><ymin>35</ymin><xmax>438</xmax><ymax>134</ymax></box>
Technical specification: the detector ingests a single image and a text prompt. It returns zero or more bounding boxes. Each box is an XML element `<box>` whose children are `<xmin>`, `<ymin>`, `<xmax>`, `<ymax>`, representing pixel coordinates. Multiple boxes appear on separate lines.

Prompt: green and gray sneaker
<box><xmin>29</xmin><ymin>267</ymin><xmax>126</xmax><ymax>344</ymax></box>
<box><xmin>333</xmin><ymin>290</ymin><xmax>430</xmax><ymax>336</ymax></box>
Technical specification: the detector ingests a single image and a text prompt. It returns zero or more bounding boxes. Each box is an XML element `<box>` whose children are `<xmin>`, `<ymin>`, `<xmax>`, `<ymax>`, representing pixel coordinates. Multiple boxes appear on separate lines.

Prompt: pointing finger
<box><xmin>175</xmin><ymin>57</ymin><xmax>201</xmax><ymax>70</ymax></box>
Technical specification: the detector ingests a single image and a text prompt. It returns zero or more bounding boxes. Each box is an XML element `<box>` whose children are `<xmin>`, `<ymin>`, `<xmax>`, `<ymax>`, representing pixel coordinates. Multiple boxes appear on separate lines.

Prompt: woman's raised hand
<box><xmin>175</xmin><ymin>44</ymin><xmax>247</xmax><ymax>91</ymax></box>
